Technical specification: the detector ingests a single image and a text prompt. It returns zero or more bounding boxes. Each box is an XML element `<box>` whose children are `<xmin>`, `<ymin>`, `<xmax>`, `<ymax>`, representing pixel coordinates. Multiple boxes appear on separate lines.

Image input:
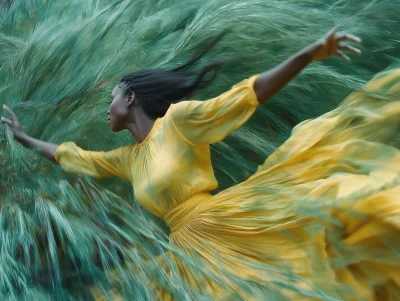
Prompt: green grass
<box><xmin>0</xmin><ymin>0</ymin><xmax>399</xmax><ymax>299</ymax></box>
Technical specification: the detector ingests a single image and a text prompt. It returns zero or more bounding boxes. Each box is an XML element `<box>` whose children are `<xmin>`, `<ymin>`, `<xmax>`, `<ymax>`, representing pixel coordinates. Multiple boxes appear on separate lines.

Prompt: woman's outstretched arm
<box><xmin>1</xmin><ymin>104</ymin><xmax>130</xmax><ymax>180</ymax></box>
<box><xmin>1</xmin><ymin>105</ymin><xmax>58</xmax><ymax>163</ymax></box>
<box><xmin>15</xmin><ymin>133</ymin><xmax>58</xmax><ymax>163</ymax></box>
<box><xmin>254</xmin><ymin>26</ymin><xmax>361</xmax><ymax>105</ymax></box>
<box><xmin>168</xmin><ymin>27</ymin><xmax>362</xmax><ymax>146</ymax></box>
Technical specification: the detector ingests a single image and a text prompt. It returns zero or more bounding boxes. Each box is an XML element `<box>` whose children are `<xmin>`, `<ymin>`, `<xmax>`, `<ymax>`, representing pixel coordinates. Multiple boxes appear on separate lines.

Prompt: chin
<box><xmin>108</xmin><ymin>120</ymin><xmax>123</xmax><ymax>132</ymax></box>
<box><xmin>110</xmin><ymin>125</ymin><xmax>122</xmax><ymax>133</ymax></box>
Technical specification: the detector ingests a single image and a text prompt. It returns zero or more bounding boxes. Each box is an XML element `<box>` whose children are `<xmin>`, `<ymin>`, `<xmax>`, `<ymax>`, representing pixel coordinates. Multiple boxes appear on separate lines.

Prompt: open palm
<box><xmin>311</xmin><ymin>26</ymin><xmax>362</xmax><ymax>62</ymax></box>
<box><xmin>1</xmin><ymin>104</ymin><xmax>24</xmax><ymax>137</ymax></box>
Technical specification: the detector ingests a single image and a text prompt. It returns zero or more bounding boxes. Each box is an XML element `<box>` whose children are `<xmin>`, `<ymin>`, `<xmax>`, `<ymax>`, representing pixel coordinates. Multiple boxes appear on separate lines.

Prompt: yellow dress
<box><xmin>55</xmin><ymin>69</ymin><xmax>400</xmax><ymax>300</ymax></box>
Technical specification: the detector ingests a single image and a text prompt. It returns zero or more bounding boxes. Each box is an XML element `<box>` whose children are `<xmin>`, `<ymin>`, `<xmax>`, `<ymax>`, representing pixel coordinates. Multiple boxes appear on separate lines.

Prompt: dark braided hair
<box><xmin>119</xmin><ymin>33</ymin><xmax>227</xmax><ymax>119</ymax></box>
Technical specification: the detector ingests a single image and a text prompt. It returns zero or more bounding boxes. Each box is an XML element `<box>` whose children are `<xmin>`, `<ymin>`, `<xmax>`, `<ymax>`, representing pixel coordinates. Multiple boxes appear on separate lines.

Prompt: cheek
<box><xmin>110</xmin><ymin>101</ymin><xmax>128</xmax><ymax>119</ymax></box>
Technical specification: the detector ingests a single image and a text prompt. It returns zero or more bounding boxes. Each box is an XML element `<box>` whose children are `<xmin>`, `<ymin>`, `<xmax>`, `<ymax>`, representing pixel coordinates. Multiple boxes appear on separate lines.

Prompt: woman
<box><xmin>2</xmin><ymin>27</ymin><xmax>400</xmax><ymax>300</ymax></box>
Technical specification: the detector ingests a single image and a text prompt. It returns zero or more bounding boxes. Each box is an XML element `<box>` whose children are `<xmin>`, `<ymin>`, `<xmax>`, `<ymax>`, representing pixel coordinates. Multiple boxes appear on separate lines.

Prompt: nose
<box><xmin>107</xmin><ymin>111</ymin><xmax>109</xmax><ymax>115</ymax></box>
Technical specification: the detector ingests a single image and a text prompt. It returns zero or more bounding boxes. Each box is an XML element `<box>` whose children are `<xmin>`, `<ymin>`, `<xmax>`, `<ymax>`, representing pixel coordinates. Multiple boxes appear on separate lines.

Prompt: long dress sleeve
<box><xmin>55</xmin><ymin>142</ymin><xmax>131</xmax><ymax>181</ymax></box>
<box><xmin>168</xmin><ymin>74</ymin><xmax>260</xmax><ymax>145</ymax></box>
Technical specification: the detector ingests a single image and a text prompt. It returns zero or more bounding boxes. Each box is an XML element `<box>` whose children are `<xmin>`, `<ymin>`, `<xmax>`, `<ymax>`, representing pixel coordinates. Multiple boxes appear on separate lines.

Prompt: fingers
<box><xmin>1</xmin><ymin>116</ymin><xmax>12</xmax><ymax>126</ymax></box>
<box><xmin>2</xmin><ymin>104</ymin><xmax>17</xmax><ymax>120</ymax></box>
<box><xmin>3</xmin><ymin>104</ymin><xmax>13</xmax><ymax>116</ymax></box>
<box><xmin>339</xmin><ymin>44</ymin><xmax>361</xmax><ymax>55</ymax></box>
<box><xmin>337</xmin><ymin>33</ymin><xmax>361</xmax><ymax>44</ymax></box>
<box><xmin>334</xmin><ymin>30</ymin><xmax>361</xmax><ymax>62</ymax></box>
<box><xmin>336</xmin><ymin>50</ymin><xmax>350</xmax><ymax>62</ymax></box>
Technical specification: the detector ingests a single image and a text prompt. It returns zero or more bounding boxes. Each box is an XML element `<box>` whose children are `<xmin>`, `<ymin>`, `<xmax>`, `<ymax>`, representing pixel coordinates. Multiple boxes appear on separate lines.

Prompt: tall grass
<box><xmin>0</xmin><ymin>0</ymin><xmax>399</xmax><ymax>299</ymax></box>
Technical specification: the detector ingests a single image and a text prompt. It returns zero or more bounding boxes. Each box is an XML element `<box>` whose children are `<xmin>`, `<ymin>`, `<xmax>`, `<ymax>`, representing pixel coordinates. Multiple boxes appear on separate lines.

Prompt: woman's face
<box><xmin>108</xmin><ymin>83</ymin><xmax>134</xmax><ymax>132</ymax></box>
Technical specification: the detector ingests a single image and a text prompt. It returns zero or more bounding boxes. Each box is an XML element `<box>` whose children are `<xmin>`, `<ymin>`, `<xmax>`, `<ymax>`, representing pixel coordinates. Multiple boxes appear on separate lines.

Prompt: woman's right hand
<box><xmin>1</xmin><ymin>104</ymin><xmax>25</xmax><ymax>139</ymax></box>
<box><xmin>1</xmin><ymin>104</ymin><xmax>59</xmax><ymax>162</ymax></box>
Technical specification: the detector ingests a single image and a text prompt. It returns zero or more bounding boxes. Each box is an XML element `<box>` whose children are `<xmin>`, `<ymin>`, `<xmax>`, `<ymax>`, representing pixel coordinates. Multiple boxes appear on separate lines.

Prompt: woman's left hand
<box><xmin>310</xmin><ymin>26</ymin><xmax>362</xmax><ymax>62</ymax></box>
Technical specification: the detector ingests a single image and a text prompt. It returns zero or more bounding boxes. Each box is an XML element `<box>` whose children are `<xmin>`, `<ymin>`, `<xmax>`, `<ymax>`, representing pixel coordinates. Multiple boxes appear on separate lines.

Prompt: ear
<box><xmin>127</xmin><ymin>91</ymin><xmax>136</xmax><ymax>107</ymax></box>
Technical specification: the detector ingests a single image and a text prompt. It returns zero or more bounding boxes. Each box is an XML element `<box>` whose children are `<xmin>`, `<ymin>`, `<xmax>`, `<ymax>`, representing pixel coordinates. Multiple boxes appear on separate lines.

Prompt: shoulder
<box><xmin>166</xmin><ymin>101</ymin><xmax>191</xmax><ymax>123</ymax></box>
<box><xmin>168</xmin><ymin>101</ymin><xmax>192</xmax><ymax>114</ymax></box>
<box><xmin>167</xmin><ymin>100</ymin><xmax>209</xmax><ymax>121</ymax></box>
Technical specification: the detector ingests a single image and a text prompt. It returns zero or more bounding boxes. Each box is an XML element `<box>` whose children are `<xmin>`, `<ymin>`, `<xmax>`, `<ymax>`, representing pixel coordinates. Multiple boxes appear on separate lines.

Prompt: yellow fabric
<box><xmin>55</xmin><ymin>143</ymin><xmax>131</xmax><ymax>181</ymax></box>
<box><xmin>56</xmin><ymin>70</ymin><xmax>400</xmax><ymax>300</ymax></box>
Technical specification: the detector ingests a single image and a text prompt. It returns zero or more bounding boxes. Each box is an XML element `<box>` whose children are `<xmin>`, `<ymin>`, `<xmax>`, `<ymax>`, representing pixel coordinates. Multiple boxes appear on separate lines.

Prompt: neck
<box><xmin>126</xmin><ymin>107</ymin><xmax>156</xmax><ymax>144</ymax></box>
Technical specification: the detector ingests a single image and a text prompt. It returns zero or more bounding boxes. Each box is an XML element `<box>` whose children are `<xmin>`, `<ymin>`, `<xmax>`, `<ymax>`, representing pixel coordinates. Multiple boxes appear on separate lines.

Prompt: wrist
<box><xmin>14</xmin><ymin>131</ymin><xmax>27</xmax><ymax>142</ymax></box>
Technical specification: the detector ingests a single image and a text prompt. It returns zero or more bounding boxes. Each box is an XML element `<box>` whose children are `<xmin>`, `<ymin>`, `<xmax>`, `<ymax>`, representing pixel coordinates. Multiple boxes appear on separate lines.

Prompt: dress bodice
<box><xmin>55</xmin><ymin>75</ymin><xmax>259</xmax><ymax>218</ymax></box>
<box><xmin>126</xmin><ymin>116</ymin><xmax>218</xmax><ymax>217</ymax></box>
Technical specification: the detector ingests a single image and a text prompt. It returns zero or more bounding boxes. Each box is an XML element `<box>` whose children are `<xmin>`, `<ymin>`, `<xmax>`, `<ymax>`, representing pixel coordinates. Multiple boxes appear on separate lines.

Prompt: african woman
<box><xmin>2</xmin><ymin>26</ymin><xmax>400</xmax><ymax>300</ymax></box>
